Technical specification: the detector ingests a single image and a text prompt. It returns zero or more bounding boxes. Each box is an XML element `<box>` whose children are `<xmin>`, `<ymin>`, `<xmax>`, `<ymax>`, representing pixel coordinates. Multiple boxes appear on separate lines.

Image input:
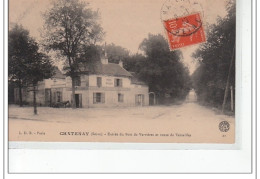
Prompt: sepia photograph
<box><xmin>8</xmin><ymin>0</ymin><xmax>236</xmax><ymax>143</ymax></box>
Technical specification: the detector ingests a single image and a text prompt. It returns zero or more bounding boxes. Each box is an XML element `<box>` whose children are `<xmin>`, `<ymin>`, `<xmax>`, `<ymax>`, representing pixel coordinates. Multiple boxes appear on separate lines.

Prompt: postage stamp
<box><xmin>163</xmin><ymin>13</ymin><xmax>206</xmax><ymax>50</ymax></box>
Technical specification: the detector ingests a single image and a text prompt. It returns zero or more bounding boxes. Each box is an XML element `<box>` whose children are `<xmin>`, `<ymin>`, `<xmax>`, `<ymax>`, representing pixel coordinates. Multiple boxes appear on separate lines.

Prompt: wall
<box><xmin>88</xmin><ymin>74</ymin><xmax>131</xmax><ymax>88</ymax></box>
<box><xmin>66</xmin><ymin>74</ymin><xmax>141</xmax><ymax>107</ymax></box>
<box><xmin>12</xmin><ymin>75</ymin><xmax>149</xmax><ymax>108</ymax></box>
<box><xmin>66</xmin><ymin>75</ymin><xmax>89</xmax><ymax>88</ymax></box>
<box><xmin>13</xmin><ymin>78</ymin><xmax>67</xmax><ymax>106</ymax></box>
<box><xmin>129</xmin><ymin>85</ymin><xmax>149</xmax><ymax>106</ymax></box>
<box><xmin>87</xmin><ymin>88</ymin><xmax>131</xmax><ymax>108</ymax></box>
<box><xmin>46</xmin><ymin>78</ymin><xmax>66</xmax><ymax>88</ymax></box>
<box><xmin>65</xmin><ymin>74</ymin><xmax>149</xmax><ymax>108</ymax></box>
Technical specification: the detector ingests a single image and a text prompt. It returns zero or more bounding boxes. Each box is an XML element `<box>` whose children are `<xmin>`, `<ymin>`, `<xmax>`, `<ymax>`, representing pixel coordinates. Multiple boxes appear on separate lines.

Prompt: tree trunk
<box><xmin>33</xmin><ymin>85</ymin><xmax>37</xmax><ymax>115</ymax></box>
<box><xmin>18</xmin><ymin>82</ymin><xmax>23</xmax><ymax>107</ymax></box>
<box><xmin>71</xmin><ymin>77</ymin><xmax>76</xmax><ymax>109</ymax></box>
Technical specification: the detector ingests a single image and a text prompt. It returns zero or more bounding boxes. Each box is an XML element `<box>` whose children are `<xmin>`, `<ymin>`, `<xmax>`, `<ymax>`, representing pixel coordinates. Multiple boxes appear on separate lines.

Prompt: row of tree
<box><xmin>191</xmin><ymin>0</ymin><xmax>236</xmax><ymax>112</ymax></box>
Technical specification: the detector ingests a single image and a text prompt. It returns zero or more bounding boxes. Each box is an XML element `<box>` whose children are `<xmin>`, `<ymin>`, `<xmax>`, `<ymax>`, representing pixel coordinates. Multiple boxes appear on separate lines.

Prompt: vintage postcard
<box><xmin>8</xmin><ymin>0</ymin><xmax>236</xmax><ymax>144</ymax></box>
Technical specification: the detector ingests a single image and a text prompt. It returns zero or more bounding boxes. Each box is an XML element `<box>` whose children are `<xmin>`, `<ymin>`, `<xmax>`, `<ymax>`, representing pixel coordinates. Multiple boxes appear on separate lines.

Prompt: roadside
<box><xmin>8</xmin><ymin>102</ymin><xmax>235</xmax><ymax>143</ymax></box>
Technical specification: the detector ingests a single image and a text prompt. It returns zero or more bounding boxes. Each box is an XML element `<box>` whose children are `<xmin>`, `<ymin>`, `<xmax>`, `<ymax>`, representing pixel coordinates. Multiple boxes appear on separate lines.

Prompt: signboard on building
<box><xmin>105</xmin><ymin>78</ymin><xmax>114</xmax><ymax>87</ymax></box>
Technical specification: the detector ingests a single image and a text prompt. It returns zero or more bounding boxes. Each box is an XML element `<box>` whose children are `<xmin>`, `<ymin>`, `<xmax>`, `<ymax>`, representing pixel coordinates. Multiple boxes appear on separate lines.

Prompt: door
<box><xmin>45</xmin><ymin>89</ymin><xmax>51</xmax><ymax>106</ymax></box>
<box><xmin>75</xmin><ymin>94</ymin><xmax>82</xmax><ymax>108</ymax></box>
<box><xmin>135</xmin><ymin>94</ymin><xmax>144</xmax><ymax>106</ymax></box>
<box><xmin>75</xmin><ymin>94</ymin><xmax>79</xmax><ymax>108</ymax></box>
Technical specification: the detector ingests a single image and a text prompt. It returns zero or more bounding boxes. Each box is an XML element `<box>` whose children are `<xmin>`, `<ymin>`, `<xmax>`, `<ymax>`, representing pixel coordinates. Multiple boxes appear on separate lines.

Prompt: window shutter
<box><xmin>79</xmin><ymin>94</ymin><xmax>82</xmax><ymax>108</ymax></box>
<box><xmin>93</xmin><ymin>93</ymin><xmax>96</xmax><ymax>104</ymax></box>
<box><xmin>101</xmin><ymin>93</ymin><xmax>105</xmax><ymax>103</ymax></box>
<box><xmin>53</xmin><ymin>92</ymin><xmax>56</xmax><ymax>103</ymax></box>
<box><xmin>114</xmin><ymin>79</ymin><xmax>117</xmax><ymax>87</ymax></box>
<box><xmin>135</xmin><ymin>95</ymin><xmax>138</xmax><ymax>105</ymax></box>
<box><xmin>120</xmin><ymin>79</ymin><xmax>122</xmax><ymax>87</ymax></box>
<box><xmin>60</xmin><ymin>92</ymin><xmax>63</xmax><ymax>102</ymax></box>
<box><xmin>142</xmin><ymin>95</ymin><xmax>145</xmax><ymax>106</ymax></box>
<box><xmin>50</xmin><ymin>89</ymin><xmax>52</xmax><ymax>105</ymax></box>
<box><xmin>71</xmin><ymin>94</ymin><xmax>73</xmax><ymax>104</ymax></box>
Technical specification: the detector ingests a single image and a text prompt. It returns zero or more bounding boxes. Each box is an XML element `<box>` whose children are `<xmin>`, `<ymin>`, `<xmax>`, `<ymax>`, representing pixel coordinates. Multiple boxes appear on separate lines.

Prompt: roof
<box><xmin>53</xmin><ymin>67</ymin><xmax>65</xmax><ymax>79</ymax></box>
<box><xmin>88</xmin><ymin>63</ymin><xmax>132</xmax><ymax>77</ymax></box>
<box><xmin>130</xmin><ymin>72</ymin><xmax>147</xmax><ymax>85</ymax></box>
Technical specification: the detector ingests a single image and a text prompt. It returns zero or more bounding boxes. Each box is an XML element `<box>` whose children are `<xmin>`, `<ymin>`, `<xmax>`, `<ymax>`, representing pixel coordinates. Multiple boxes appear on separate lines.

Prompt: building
<box><xmin>13</xmin><ymin>55</ymin><xmax>149</xmax><ymax>108</ymax></box>
<box><xmin>13</xmin><ymin>67</ymin><xmax>66</xmax><ymax>106</ymax></box>
<box><xmin>63</xmin><ymin>54</ymin><xmax>149</xmax><ymax>108</ymax></box>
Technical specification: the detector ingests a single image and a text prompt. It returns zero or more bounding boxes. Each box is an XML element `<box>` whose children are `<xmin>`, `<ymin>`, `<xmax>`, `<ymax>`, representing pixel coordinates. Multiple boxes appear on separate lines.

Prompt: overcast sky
<box><xmin>9</xmin><ymin>0</ymin><xmax>229</xmax><ymax>74</ymax></box>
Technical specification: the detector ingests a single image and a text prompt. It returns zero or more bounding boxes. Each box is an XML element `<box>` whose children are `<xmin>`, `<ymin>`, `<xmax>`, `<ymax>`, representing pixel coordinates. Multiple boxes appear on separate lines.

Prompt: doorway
<box><xmin>74</xmin><ymin>94</ymin><xmax>82</xmax><ymax>108</ymax></box>
<box><xmin>135</xmin><ymin>94</ymin><xmax>144</xmax><ymax>106</ymax></box>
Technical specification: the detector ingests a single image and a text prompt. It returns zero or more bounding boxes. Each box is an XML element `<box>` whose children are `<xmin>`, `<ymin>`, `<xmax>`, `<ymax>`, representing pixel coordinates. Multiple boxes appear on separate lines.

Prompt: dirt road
<box><xmin>8</xmin><ymin>99</ymin><xmax>235</xmax><ymax>143</ymax></box>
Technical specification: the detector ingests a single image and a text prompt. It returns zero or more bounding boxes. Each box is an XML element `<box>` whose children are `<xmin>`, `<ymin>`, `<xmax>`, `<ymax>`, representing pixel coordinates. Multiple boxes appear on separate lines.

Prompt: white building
<box><xmin>14</xmin><ymin>55</ymin><xmax>149</xmax><ymax>108</ymax></box>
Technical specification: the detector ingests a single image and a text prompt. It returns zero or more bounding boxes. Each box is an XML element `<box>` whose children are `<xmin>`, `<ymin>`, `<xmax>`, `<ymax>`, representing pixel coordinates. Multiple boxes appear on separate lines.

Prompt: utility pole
<box><xmin>230</xmin><ymin>85</ymin><xmax>234</xmax><ymax>112</ymax></box>
<box><xmin>222</xmin><ymin>45</ymin><xmax>235</xmax><ymax>113</ymax></box>
<box><xmin>33</xmin><ymin>85</ymin><xmax>37</xmax><ymax>115</ymax></box>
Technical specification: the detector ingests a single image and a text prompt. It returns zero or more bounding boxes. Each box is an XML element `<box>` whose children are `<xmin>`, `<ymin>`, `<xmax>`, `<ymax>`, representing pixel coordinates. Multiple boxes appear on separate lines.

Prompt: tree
<box><xmin>104</xmin><ymin>43</ymin><xmax>130</xmax><ymax>64</ymax></box>
<box><xmin>192</xmin><ymin>0</ymin><xmax>235</xmax><ymax>111</ymax></box>
<box><xmin>27</xmin><ymin>53</ymin><xmax>54</xmax><ymax>114</ymax></box>
<box><xmin>9</xmin><ymin>25</ymin><xmax>31</xmax><ymax>106</ymax></box>
<box><xmin>9</xmin><ymin>24</ymin><xmax>54</xmax><ymax>114</ymax></box>
<box><xmin>137</xmin><ymin>34</ymin><xmax>191</xmax><ymax>103</ymax></box>
<box><xmin>43</xmin><ymin>0</ymin><xmax>104</xmax><ymax>108</ymax></box>
<box><xmin>123</xmin><ymin>53</ymin><xmax>146</xmax><ymax>72</ymax></box>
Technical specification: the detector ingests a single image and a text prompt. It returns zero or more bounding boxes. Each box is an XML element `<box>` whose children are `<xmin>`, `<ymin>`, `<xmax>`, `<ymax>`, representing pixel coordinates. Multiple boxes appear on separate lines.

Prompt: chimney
<box><xmin>119</xmin><ymin>60</ymin><xmax>123</xmax><ymax>67</ymax></box>
<box><xmin>101</xmin><ymin>51</ymin><xmax>108</xmax><ymax>64</ymax></box>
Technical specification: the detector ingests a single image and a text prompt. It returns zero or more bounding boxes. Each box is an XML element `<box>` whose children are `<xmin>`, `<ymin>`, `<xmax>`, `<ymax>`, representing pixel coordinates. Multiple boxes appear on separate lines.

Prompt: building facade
<box><xmin>13</xmin><ymin>67</ymin><xmax>66</xmax><ymax>106</ymax></box>
<box><xmin>14</xmin><ymin>56</ymin><xmax>149</xmax><ymax>108</ymax></box>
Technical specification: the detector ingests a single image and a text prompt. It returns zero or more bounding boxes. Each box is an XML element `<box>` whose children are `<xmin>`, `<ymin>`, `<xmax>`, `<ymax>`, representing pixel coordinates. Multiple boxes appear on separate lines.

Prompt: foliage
<box><xmin>9</xmin><ymin>24</ymin><xmax>54</xmax><ymax>107</ymax></box>
<box><xmin>9</xmin><ymin>25</ymin><xmax>33</xmax><ymax>84</ymax></box>
<box><xmin>123</xmin><ymin>53</ymin><xmax>146</xmax><ymax>72</ymax></box>
<box><xmin>104</xmin><ymin>43</ymin><xmax>130</xmax><ymax>64</ymax></box>
<box><xmin>43</xmin><ymin>0</ymin><xmax>104</xmax><ymax>108</ymax></box>
<box><xmin>191</xmin><ymin>0</ymin><xmax>236</xmax><ymax>109</ymax></box>
<box><xmin>132</xmin><ymin>34</ymin><xmax>191</xmax><ymax>103</ymax></box>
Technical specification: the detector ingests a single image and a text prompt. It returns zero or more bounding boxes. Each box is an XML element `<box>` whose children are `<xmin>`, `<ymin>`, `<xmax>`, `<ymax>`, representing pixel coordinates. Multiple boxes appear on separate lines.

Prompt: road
<box><xmin>9</xmin><ymin>92</ymin><xmax>235</xmax><ymax>143</ymax></box>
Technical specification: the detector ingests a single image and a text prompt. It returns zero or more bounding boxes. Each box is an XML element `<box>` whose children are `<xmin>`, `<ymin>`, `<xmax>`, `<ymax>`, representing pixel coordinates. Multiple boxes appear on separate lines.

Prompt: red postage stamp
<box><xmin>163</xmin><ymin>13</ymin><xmax>206</xmax><ymax>50</ymax></box>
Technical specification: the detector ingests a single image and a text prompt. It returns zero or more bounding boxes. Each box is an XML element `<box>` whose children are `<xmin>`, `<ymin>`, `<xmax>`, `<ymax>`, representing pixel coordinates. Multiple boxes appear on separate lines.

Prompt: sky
<box><xmin>9</xmin><ymin>0</ymin><xmax>229</xmax><ymax>74</ymax></box>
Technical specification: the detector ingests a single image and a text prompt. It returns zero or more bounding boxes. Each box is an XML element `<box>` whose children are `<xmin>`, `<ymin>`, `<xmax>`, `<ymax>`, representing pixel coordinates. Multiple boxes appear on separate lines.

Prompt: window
<box><xmin>118</xmin><ymin>93</ymin><xmax>124</xmax><ymax>102</ymax></box>
<box><xmin>115</xmin><ymin>78</ymin><xmax>122</xmax><ymax>87</ymax></box>
<box><xmin>97</xmin><ymin>77</ymin><xmax>102</xmax><ymax>87</ymax></box>
<box><xmin>56</xmin><ymin>91</ymin><xmax>62</xmax><ymax>102</ymax></box>
<box><xmin>93</xmin><ymin>93</ymin><xmax>105</xmax><ymax>103</ymax></box>
<box><xmin>74</xmin><ymin>76</ymin><xmax>81</xmax><ymax>86</ymax></box>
